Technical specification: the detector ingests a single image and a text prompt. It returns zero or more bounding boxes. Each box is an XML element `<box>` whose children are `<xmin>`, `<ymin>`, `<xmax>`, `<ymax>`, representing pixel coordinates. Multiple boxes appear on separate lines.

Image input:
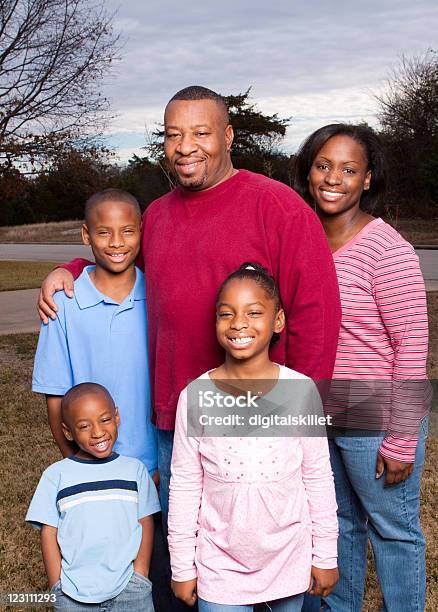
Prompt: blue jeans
<box><xmin>150</xmin><ymin>512</ymin><xmax>173</xmax><ymax>611</ymax></box>
<box><xmin>305</xmin><ymin>418</ymin><xmax>427</xmax><ymax>612</ymax></box>
<box><xmin>157</xmin><ymin>428</ymin><xmax>175</xmax><ymax>531</ymax></box>
<box><xmin>198</xmin><ymin>593</ymin><xmax>304</xmax><ymax>611</ymax></box>
<box><xmin>157</xmin><ymin>428</ymin><xmax>197</xmax><ymax>612</ymax></box>
<box><xmin>52</xmin><ymin>572</ymin><xmax>154</xmax><ymax>611</ymax></box>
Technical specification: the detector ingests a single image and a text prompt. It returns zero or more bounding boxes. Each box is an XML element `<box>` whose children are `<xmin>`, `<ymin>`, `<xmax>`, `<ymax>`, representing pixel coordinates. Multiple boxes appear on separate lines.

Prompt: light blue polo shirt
<box><xmin>33</xmin><ymin>266</ymin><xmax>157</xmax><ymax>474</ymax></box>
<box><xmin>26</xmin><ymin>453</ymin><xmax>160</xmax><ymax>603</ymax></box>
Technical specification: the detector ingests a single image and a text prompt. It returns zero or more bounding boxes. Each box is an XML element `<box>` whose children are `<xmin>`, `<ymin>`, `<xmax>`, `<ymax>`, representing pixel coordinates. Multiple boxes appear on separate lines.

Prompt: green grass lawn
<box><xmin>0</xmin><ymin>292</ymin><xmax>437</xmax><ymax>609</ymax></box>
<box><xmin>0</xmin><ymin>261</ymin><xmax>58</xmax><ymax>291</ymax></box>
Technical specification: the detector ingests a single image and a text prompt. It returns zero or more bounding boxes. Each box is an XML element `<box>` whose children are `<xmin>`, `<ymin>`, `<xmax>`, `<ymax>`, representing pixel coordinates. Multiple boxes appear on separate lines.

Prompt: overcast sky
<box><xmin>101</xmin><ymin>0</ymin><xmax>438</xmax><ymax>162</ymax></box>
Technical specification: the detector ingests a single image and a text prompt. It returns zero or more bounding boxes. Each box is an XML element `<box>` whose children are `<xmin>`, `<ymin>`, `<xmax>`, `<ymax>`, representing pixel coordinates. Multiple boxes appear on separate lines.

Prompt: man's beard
<box><xmin>172</xmin><ymin>163</ymin><xmax>208</xmax><ymax>191</ymax></box>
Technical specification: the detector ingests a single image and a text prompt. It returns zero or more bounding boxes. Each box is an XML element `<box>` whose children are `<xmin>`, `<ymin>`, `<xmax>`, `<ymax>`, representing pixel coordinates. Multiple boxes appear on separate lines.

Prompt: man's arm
<box><xmin>37</xmin><ymin>259</ymin><xmax>90</xmax><ymax>323</ymax></box>
<box><xmin>133</xmin><ymin>516</ymin><xmax>154</xmax><ymax>577</ymax></box>
<box><xmin>41</xmin><ymin>525</ymin><xmax>61</xmax><ymax>588</ymax></box>
<box><xmin>46</xmin><ymin>396</ymin><xmax>77</xmax><ymax>457</ymax></box>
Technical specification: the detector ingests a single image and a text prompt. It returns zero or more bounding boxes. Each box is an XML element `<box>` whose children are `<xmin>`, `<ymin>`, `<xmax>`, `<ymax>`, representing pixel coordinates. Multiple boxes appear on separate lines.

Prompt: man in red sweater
<box><xmin>38</xmin><ymin>85</ymin><xmax>341</xmax><ymax>605</ymax></box>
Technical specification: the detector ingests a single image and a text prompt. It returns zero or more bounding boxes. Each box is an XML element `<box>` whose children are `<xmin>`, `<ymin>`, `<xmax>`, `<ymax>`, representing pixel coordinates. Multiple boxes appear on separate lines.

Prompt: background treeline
<box><xmin>1</xmin><ymin>0</ymin><xmax>437</xmax><ymax>230</ymax></box>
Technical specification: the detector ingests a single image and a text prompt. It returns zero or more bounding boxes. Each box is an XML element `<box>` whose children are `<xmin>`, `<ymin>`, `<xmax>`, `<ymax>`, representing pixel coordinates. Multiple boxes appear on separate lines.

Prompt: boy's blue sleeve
<box><xmin>137</xmin><ymin>464</ymin><xmax>160</xmax><ymax>519</ymax></box>
<box><xmin>26</xmin><ymin>468</ymin><xmax>60</xmax><ymax>530</ymax></box>
<box><xmin>32</xmin><ymin>296</ymin><xmax>73</xmax><ymax>395</ymax></box>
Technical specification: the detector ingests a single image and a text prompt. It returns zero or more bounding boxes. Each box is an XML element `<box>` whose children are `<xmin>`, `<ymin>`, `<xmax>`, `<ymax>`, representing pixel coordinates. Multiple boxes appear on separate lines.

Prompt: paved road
<box><xmin>0</xmin><ymin>243</ymin><xmax>93</xmax><ymax>262</ymax></box>
<box><xmin>0</xmin><ymin>288</ymin><xmax>40</xmax><ymax>334</ymax></box>
<box><xmin>0</xmin><ymin>245</ymin><xmax>92</xmax><ymax>334</ymax></box>
<box><xmin>0</xmin><ymin>243</ymin><xmax>436</xmax><ymax>279</ymax></box>
<box><xmin>0</xmin><ymin>244</ymin><xmax>436</xmax><ymax>335</ymax></box>
<box><xmin>416</xmin><ymin>249</ymin><xmax>438</xmax><ymax>288</ymax></box>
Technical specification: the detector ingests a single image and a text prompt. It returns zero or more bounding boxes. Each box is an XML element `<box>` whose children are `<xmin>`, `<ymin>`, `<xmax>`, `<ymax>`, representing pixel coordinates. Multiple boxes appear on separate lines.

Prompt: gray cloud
<box><xmin>102</xmin><ymin>0</ymin><xmax>437</xmax><ymax>159</ymax></box>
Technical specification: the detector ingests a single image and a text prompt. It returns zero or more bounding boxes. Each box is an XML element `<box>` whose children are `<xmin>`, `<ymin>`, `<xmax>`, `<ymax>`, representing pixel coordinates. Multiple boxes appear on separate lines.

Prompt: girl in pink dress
<box><xmin>167</xmin><ymin>263</ymin><xmax>339</xmax><ymax>611</ymax></box>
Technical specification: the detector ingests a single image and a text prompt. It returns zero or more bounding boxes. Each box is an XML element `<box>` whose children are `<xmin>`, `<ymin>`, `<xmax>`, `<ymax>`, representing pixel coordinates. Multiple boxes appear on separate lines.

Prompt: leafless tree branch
<box><xmin>0</xmin><ymin>0</ymin><xmax>120</xmax><ymax>167</ymax></box>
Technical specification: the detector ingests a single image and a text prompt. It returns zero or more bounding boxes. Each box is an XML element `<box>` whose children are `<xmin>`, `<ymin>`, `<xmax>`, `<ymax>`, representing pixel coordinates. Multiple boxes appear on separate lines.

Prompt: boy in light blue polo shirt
<box><xmin>32</xmin><ymin>189</ymin><xmax>157</xmax><ymax>477</ymax></box>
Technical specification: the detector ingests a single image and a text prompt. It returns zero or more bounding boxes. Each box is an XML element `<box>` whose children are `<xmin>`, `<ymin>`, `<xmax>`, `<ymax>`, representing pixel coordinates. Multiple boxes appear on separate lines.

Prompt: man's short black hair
<box><xmin>84</xmin><ymin>189</ymin><xmax>141</xmax><ymax>224</ymax></box>
<box><xmin>168</xmin><ymin>85</ymin><xmax>230</xmax><ymax>124</ymax></box>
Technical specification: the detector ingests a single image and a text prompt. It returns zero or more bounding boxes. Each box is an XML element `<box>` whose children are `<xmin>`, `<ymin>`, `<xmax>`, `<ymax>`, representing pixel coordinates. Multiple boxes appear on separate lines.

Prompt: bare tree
<box><xmin>375</xmin><ymin>50</ymin><xmax>438</xmax><ymax>140</ymax></box>
<box><xmin>0</xmin><ymin>0</ymin><xmax>119</xmax><ymax>170</ymax></box>
<box><xmin>374</xmin><ymin>50</ymin><xmax>438</xmax><ymax>218</ymax></box>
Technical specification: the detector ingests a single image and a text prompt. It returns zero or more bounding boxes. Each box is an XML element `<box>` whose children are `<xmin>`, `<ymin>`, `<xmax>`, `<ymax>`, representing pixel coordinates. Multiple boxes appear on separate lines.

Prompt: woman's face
<box><xmin>308</xmin><ymin>134</ymin><xmax>371</xmax><ymax>216</ymax></box>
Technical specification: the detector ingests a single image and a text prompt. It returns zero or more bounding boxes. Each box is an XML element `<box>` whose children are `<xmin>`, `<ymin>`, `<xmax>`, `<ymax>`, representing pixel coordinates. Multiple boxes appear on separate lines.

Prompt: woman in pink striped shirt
<box><xmin>294</xmin><ymin>124</ymin><xmax>429</xmax><ymax>612</ymax></box>
<box><xmin>168</xmin><ymin>263</ymin><xmax>339</xmax><ymax>611</ymax></box>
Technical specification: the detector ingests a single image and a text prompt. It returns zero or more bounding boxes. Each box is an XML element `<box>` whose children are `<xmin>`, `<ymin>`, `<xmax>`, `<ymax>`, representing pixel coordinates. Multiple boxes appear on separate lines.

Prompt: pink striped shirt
<box><xmin>168</xmin><ymin>366</ymin><xmax>338</xmax><ymax>606</ymax></box>
<box><xmin>329</xmin><ymin>218</ymin><xmax>429</xmax><ymax>462</ymax></box>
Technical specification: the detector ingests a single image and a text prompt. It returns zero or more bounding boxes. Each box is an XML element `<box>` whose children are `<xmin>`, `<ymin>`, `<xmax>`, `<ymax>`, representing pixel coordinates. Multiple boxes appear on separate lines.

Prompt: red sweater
<box><xmin>65</xmin><ymin>170</ymin><xmax>341</xmax><ymax>429</ymax></box>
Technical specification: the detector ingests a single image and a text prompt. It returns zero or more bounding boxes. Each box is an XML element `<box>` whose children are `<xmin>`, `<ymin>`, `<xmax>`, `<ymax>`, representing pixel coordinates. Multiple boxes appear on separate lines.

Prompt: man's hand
<box><xmin>376</xmin><ymin>452</ymin><xmax>413</xmax><ymax>486</ymax></box>
<box><xmin>171</xmin><ymin>578</ymin><xmax>197</xmax><ymax>607</ymax></box>
<box><xmin>38</xmin><ymin>269</ymin><xmax>74</xmax><ymax>323</ymax></box>
<box><xmin>307</xmin><ymin>566</ymin><xmax>339</xmax><ymax>598</ymax></box>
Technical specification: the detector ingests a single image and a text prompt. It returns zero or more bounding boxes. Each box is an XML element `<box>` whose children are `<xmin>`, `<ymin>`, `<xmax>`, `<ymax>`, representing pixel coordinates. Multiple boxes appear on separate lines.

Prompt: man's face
<box><xmin>164</xmin><ymin>99</ymin><xmax>234</xmax><ymax>191</ymax></box>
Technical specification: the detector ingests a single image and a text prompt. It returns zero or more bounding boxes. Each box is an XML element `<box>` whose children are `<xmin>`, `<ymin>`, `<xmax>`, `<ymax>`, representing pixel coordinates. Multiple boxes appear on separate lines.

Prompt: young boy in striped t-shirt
<box><xmin>26</xmin><ymin>383</ymin><xmax>160</xmax><ymax>611</ymax></box>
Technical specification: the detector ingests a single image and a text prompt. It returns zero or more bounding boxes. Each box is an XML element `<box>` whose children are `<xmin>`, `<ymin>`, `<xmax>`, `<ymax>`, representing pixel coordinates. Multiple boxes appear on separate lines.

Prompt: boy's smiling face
<box><xmin>62</xmin><ymin>392</ymin><xmax>120</xmax><ymax>461</ymax></box>
<box><xmin>82</xmin><ymin>200</ymin><xmax>141</xmax><ymax>275</ymax></box>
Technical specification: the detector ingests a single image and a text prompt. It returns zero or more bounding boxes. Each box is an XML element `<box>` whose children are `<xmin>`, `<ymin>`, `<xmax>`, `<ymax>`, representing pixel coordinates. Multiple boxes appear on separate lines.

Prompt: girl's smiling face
<box><xmin>216</xmin><ymin>278</ymin><xmax>285</xmax><ymax>362</ymax></box>
<box><xmin>308</xmin><ymin>134</ymin><xmax>371</xmax><ymax>216</ymax></box>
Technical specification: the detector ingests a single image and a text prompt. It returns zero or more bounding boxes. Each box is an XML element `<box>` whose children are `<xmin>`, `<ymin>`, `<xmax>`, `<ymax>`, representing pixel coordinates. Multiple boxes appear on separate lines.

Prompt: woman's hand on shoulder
<box><xmin>308</xmin><ymin>566</ymin><xmax>339</xmax><ymax>597</ymax></box>
<box><xmin>171</xmin><ymin>578</ymin><xmax>197</xmax><ymax>607</ymax></box>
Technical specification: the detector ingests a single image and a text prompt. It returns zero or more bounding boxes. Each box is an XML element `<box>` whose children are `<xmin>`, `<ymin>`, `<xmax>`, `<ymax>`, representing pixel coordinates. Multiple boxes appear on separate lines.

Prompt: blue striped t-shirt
<box><xmin>26</xmin><ymin>453</ymin><xmax>160</xmax><ymax>603</ymax></box>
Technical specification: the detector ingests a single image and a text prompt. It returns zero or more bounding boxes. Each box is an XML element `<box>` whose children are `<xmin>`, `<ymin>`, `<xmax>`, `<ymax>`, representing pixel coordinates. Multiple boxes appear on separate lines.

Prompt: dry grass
<box><xmin>0</xmin><ymin>334</ymin><xmax>59</xmax><ymax>611</ymax></box>
<box><xmin>0</xmin><ymin>261</ymin><xmax>58</xmax><ymax>292</ymax></box>
<box><xmin>0</xmin><ymin>294</ymin><xmax>437</xmax><ymax>610</ymax></box>
<box><xmin>0</xmin><ymin>220</ymin><xmax>83</xmax><ymax>244</ymax></box>
<box><xmin>385</xmin><ymin>218</ymin><xmax>438</xmax><ymax>246</ymax></box>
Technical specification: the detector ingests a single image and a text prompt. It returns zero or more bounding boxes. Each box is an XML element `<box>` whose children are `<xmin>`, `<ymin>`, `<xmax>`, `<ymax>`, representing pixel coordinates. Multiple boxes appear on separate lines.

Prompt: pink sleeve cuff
<box><xmin>171</xmin><ymin>568</ymin><xmax>197</xmax><ymax>582</ymax></box>
<box><xmin>312</xmin><ymin>535</ymin><xmax>338</xmax><ymax>569</ymax></box>
<box><xmin>380</xmin><ymin>435</ymin><xmax>417</xmax><ymax>463</ymax></box>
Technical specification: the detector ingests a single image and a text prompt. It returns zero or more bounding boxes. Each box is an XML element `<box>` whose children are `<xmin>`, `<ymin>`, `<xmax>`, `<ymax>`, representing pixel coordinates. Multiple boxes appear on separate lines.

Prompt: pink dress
<box><xmin>168</xmin><ymin>366</ymin><xmax>338</xmax><ymax>606</ymax></box>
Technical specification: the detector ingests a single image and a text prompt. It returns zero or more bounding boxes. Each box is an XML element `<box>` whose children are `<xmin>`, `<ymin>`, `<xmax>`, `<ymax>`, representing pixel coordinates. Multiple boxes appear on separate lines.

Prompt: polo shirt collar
<box><xmin>75</xmin><ymin>266</ymin><xmax>145</xmax><ymax>310</ymax></box>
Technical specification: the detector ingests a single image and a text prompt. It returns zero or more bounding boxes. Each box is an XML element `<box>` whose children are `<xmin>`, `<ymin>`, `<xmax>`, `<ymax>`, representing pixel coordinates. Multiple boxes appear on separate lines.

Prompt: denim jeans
<box><xmin>198</xmin><ymin>593</ymin><xmax>305</xmax><ymax>611</ymax></box>
<box><xmin>52</xmin><ymin>572</ymin><xmax>154</xmax><ymax>611</ymax></box>
<box><xmin>157</xmin><ymin>428</ymin><xmax>175</xmax><ymax>531</ymax></box>
<box><xmin>157</xmin><ymin>428</ymin><xmax>198</xmax><ymax>612</ymax></box>
<box><xmin>150</xmin><ymin>512</ymin><xmax>173</xmax><ymax>611</ymax></box>
<box><xmin>304</xmin><ymin>418</ymin><xmax>427</xmax><ymax>612</ymax></box>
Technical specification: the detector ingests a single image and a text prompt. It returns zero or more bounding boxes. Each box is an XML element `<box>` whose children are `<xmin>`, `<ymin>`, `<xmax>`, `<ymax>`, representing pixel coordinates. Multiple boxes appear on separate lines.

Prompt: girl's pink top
<box><xmin>168</xmin><ymin>366</ymin><xmax>338</xmax><ymax>606</ymax></box>
<box><xmin>330</xmin><ymin>218</ymin><xmax>430</xmax><ymax>462</ymax></box>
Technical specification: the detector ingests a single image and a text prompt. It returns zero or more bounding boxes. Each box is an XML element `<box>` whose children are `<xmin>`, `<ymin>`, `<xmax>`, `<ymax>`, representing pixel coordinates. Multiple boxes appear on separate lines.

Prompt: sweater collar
<box><xmin>175</xmin><ymin>169</ymin><xmax>243</xmax><ymax>200</ymax></box>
